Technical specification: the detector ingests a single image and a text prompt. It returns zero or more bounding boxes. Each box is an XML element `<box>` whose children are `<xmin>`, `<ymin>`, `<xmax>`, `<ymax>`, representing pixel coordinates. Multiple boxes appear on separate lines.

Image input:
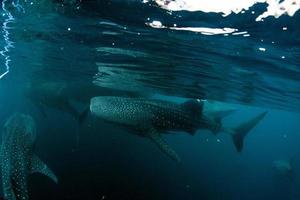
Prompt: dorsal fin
<box><xmin>181</xmin><ymin>99</ymin><xmax>204</xmax><ymax>119</ymax></box>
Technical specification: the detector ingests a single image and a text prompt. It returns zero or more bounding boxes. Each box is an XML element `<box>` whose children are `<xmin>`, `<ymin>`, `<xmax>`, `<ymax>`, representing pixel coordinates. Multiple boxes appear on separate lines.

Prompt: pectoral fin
<box><xmin>31</xmin><ymin>155</ymin><xmax>58</xmax><ymax>183</ymax></box>
<box><xmin>147</xmin><ymin>128</ymin><xmax>181</xmax><ymax>162</ymax></box>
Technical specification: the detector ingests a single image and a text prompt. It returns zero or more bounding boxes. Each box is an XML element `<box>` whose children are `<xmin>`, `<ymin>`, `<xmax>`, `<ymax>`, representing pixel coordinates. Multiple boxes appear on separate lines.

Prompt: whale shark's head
<box><xmin>3</xmin><ymin>113</ymin><xmax>36</xmax><ymax>146</ymax></box>
<box><xmin>90</xmin><ymin>96</ymin><xmax>110</xmax><ymax>113</ymax></box>
<box><xmin>90</xmin><ymin>96</ymin><xmax>143</xmax><ymax>126</ymax></box>
<box><xmin>90</xmin><ymin>96</ymin><xmax>128</xmax><ymax>118</ymax></box>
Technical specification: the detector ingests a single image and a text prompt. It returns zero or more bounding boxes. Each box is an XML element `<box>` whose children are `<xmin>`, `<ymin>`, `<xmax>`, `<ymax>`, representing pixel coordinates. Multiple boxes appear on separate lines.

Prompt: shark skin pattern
<box><xmin>90</xmin><ymin>96</ymin><xmax>267</xmax><ymax>162</ymax></box>
<box><xmin>0</xmin><ymin>113</ymin><xmax>58</xmax><ymax>200</ymax></box>
<box><xmin>90</xmin><ymin>96</ymin><xmax>206</xmax><ymax>162</ymax></box>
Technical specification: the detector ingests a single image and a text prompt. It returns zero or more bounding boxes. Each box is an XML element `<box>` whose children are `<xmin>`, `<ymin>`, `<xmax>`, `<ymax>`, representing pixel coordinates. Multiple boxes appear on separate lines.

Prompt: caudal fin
<box><xmin>78</xmin><ymin>107</ymin><xmax>89</xmax><ymax>124</ymax></box>
<box><xmin>230</xmin><ymin>111</ymin><xmax>267</xmax><ymax>152</ymax></box>
<box><xmin>73</xmin><ymin>108</ymin><xmax>90</xmax><ymax>148</ymax></box>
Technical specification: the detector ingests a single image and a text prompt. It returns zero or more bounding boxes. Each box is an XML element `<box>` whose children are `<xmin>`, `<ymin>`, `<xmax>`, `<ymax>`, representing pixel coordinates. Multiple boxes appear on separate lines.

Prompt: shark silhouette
<box><xmin>24</xmin><ymin>80</ymin><xmax>142</xmax><ymax>123</ymax></box>
<box><xmin>90</xmin><ymin>96</ymin><xmax>267</xmax><ymax>162</ymax></box>
<box><xmin>0</xmin><ymin>113</ymin><xmax>58</xmax><ymax>200</ymax></box>
<box><xmin>273</xmin><ymin>159</ymin><xmax>295</xmax><ymax>180</ymax></box>
<box><xmin>24</xmin><ymin>81</ymin><xmax>89</xmax><ymax>123</ymax></box>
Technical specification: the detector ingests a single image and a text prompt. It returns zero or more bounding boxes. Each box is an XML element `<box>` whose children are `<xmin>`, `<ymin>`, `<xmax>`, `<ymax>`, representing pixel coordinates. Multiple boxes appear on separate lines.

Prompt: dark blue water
<box><xmin>0</xmin><ymin>0</ymin><xmax>299</xmax><ymax>200</ymax></box>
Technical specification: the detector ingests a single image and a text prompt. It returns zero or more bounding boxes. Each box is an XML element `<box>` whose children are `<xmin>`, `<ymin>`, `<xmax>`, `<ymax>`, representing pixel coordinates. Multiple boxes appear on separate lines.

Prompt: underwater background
<box><xmin>0</xmin><ymin>0</ymin><xmax>299</xmax><ymax>199</ymax></box>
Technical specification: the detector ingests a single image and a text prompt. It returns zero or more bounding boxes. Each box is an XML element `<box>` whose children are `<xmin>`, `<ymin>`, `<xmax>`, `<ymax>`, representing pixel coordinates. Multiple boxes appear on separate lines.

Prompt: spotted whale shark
<box><xmin>0</xmin><ymin>113</ymin><xmax>58</xmax><ymax>200</ymax></box>
<box><xmin>90</xmin><ymin>96</ymin><xmax>267</xmax><ymax>162</ymax></box>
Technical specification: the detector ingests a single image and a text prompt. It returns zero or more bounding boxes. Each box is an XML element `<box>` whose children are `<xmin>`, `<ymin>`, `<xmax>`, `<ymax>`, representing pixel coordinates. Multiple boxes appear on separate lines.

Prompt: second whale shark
<box><xmin>90</xmin><ymin>96</ymin><xmax>267</xmax><ymax>162</ymax></box>
<box><xmin>0</xmin><ymin>113</ymin><xmax>58</xmax><ymax>200</ymax></box>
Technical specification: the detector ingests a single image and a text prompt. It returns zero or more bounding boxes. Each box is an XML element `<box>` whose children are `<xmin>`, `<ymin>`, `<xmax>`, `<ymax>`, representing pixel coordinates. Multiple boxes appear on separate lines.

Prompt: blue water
<box><xmin>0</xmin><ymin>0</ymin><xmax>299</xmax><ymax>200</ymax></box>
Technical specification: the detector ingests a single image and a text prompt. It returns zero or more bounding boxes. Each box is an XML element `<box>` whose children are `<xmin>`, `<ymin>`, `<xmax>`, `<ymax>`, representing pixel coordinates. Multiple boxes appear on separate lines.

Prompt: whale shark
<box><xmin>0</xmin><ymin>113</ymin><xmax>58</xmax><ymax>200</ymax></box>
<box><xmin>24</xmin><ymin>81</ymin><xmax>89</xmax><ymax>123</ymax></box>
<box><xmin>90</xmin><ymin>96</ymin><xmax>267</xmax><ymax>162</ymax></box>
<box><xmin>273</xmin><ymin>159</ymin><xmax>295</xmax><ymax>180</ymax></box>
<box><xmin>23</xmin><ymin>80</ymin><xmax>141</xmax><ymax>123</ymax></box>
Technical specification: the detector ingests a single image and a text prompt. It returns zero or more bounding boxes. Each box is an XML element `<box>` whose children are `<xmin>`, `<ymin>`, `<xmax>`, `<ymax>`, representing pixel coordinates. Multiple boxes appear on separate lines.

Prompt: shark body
<box><xmin>273</xmin><ymin>159</ymin><xmax>295</xmax><ymax>180</ymax></box>
<box><xmin>0</xmin><ymin>113</ymin><xmax>57</xmax><ymax>200</ymax></box>
<box><xmin>24</xmin><ymin>81</ymin><xmax>89</xmax><ymax>123</ymax></box>
<box><xmin>90</xmin><ymin>96</ymin><xmax>267</xmax><ymax>162</ymax></box>
<box><xmin>24</xmin><ymin>80</ymin><xmax>141</xmax><ymax>123</ymax></box>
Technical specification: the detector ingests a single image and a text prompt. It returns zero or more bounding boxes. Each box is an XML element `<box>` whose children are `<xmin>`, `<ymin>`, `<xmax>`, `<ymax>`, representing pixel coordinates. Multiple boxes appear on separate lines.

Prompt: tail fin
<box><xmin>287</xmin><ymin>169</ymin><xmax>296</xmax><ymax>182</ymax></box>
<box><xmin>288</xmin><ymin>157</ymin><xmax>296</xmax><ymax>181</ymax></box>
<box><xmin>228</xmin><ymin>111</ymin><xmax>267</xmax><ymax>152</ymax></box>
<box><xmin>71</xmin><ymin>108</ymin><xmax>89</xmax><ymax>148</ymax></box>
<box><xmin>78</xmin><ymin>107</ymin><xmax>89</xmax><ymax>124</ymax></box>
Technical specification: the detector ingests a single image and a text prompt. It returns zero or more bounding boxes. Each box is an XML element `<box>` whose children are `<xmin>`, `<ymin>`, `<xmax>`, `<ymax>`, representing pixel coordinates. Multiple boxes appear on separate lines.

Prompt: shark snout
<box><xmin>90</xmin><ymin>97</ymin><xmax>102</xmax><ymax>113</ymax></box>
<box><xmin>90</xmin><ymin>96</ymin><xmax>112</xmax><ymax>114</ymax></box>
<box><xmin>3</xmin><ymin>113</ymin><xmax>36</xmax><ymax>141</ymax></box>
<box><xmin>5</xmin><ymin>113</ymin><xmax>34</xmax><ymax>128</ymax></box>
